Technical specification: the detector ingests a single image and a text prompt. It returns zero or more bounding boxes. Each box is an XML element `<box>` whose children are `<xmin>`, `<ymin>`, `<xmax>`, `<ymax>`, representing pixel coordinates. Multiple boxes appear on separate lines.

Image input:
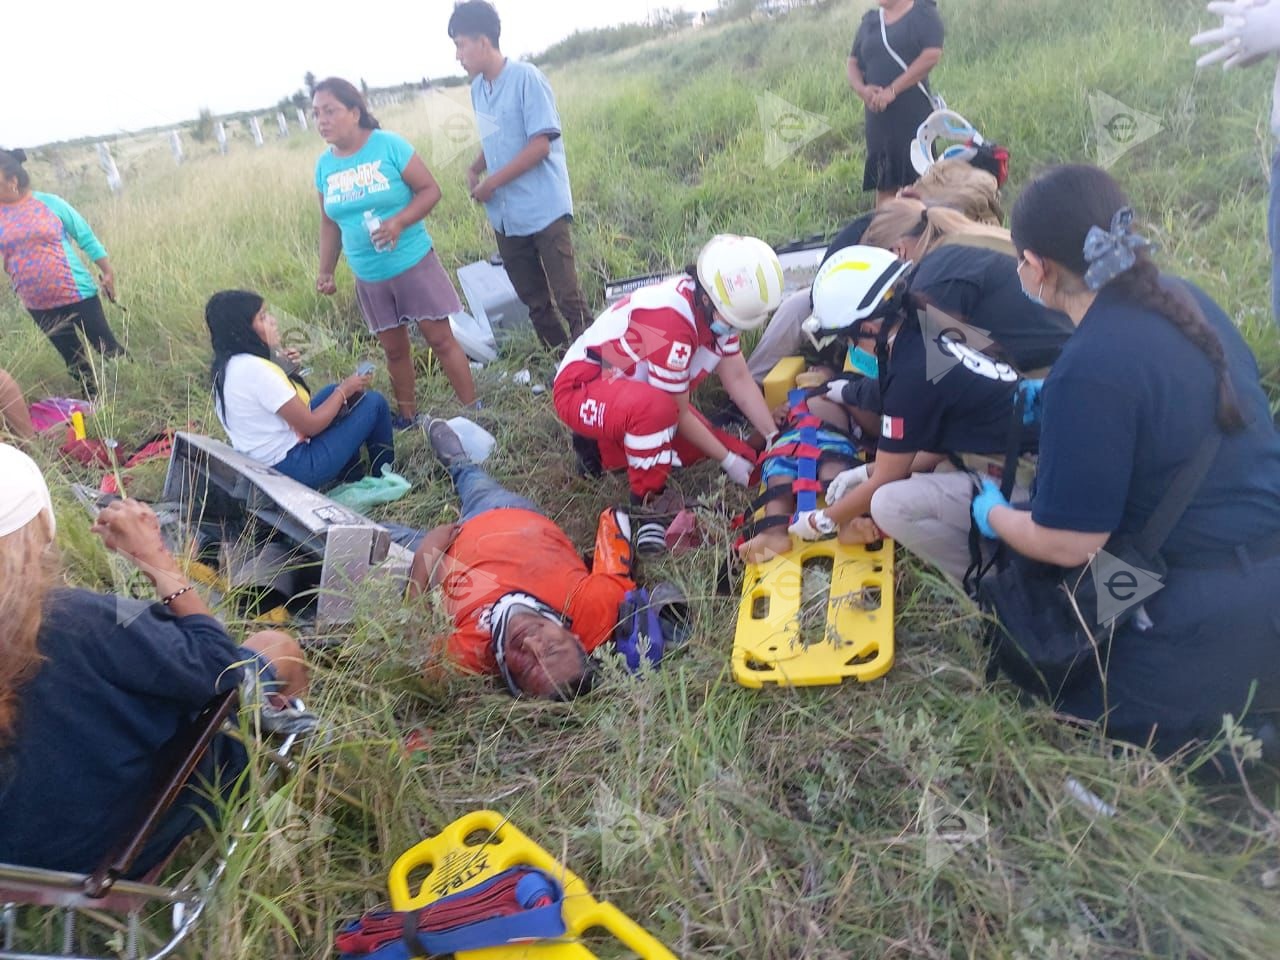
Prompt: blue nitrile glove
<box><xmin>971</xmin><ymin>479</ymin><xmax>1009</xmax><ymax>540</ymax></box>
<box><xmin>1015</xmin><ymin>379</ymin><xmax>1044</xmax><ymax>426</ymax></box>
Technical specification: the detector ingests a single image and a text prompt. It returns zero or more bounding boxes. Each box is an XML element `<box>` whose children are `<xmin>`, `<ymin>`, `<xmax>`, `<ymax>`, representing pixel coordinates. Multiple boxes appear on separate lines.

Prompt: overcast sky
<box><xmin>4</xmin><ymin>0</ymin><xmax>719</xmax><ymax>146</ymax></box>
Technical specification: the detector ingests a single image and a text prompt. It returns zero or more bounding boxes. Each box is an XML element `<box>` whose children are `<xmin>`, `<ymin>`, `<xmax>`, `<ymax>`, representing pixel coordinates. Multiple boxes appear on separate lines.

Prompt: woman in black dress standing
<box><xmin>848</xmin><ymin>0</ymin><xmax>944</xmax><ymax>206</ymax></box>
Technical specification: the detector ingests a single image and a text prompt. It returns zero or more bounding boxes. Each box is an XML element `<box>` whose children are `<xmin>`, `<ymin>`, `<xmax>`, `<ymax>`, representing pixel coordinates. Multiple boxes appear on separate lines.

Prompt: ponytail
<box><xmin>863</xmin><ymin>197</ymin><xmax>1011</xmax><ymax>259</ymax></box>
<box><xmin>1012</xmin><ymin>164</ymin><xmax>1247</xmax><ymax>434</ymax></box>
<box><xmin>1111</xmin><ymin>258</ymin><xmax>1246</xmax><ymax>433</ymax></box>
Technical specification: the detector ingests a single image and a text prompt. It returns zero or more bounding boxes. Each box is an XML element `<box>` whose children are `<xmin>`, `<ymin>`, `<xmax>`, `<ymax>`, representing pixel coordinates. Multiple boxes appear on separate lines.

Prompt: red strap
<box><xmin>762</xmin><ymin>442</ymin><xmax>825</xmax><ymax>463</ymax></box>
<box><xmin>791</xmin><ymin>479</ymin><xmax>824</xmax><ymax>494</ymax></box>
<box><xmin>335</xmin><ymin>870</ymin><xmax>542</xmax><ymax>953</ymax></box>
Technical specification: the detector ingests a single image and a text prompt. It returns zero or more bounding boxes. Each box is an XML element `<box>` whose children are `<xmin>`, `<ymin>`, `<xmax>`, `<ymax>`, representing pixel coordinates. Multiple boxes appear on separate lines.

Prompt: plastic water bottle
<box><xmin>363</xmin><ymin>209</ymin><xmax>389</xmax><ymax>252</ymax></box>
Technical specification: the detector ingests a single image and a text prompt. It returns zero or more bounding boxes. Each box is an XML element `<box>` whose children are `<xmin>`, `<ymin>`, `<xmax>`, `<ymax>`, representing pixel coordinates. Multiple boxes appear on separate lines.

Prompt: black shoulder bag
<box><xmin>978</xmin><ymin>430</ymin><xmax>1221</xmax><ymax>701</ymax></box>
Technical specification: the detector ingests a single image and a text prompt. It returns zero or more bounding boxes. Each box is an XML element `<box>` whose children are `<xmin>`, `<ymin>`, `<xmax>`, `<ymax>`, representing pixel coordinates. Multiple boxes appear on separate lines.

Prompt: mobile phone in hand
<box><xmin>356</xmin><ymin>361</ymin><xmax>376</xmax><ymax>377</ymax></box>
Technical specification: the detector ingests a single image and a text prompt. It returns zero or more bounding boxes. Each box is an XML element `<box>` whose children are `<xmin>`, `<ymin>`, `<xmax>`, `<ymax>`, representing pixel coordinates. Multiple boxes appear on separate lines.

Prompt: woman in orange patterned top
<box><xmin>0</xmin><ymin>148</ymin><xmax>124</xmax><ymax>390</ymax></box>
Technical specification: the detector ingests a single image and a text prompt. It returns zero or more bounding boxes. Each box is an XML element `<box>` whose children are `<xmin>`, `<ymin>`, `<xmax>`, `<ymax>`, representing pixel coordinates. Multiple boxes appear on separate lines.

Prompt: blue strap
<box><xmin>337</xmin><ymin>868</ymin><xmax>566</xmax><ymax>959</ymax></box>
<box><xmin>415</xmin><ymin>897</ymin><xmax>563</xmax><ymax>955</ymax></box>
<box><xmin>788</xmin><ymin>388</ymin><xmax>820</xmax><ymax>522</ymax></box>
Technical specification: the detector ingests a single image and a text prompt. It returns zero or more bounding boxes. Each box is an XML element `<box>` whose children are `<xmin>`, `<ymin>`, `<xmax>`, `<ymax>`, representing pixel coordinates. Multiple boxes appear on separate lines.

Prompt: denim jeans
<box><xmin>1270</xmin><ymin>149</ymin><xmax>1280</xmax><ymax>325</ymax></box>
<box><xmin>275</xmin><ymin>385</ymin><xmax>394</xmax><ymax>489</ymax></box>
<box><xmin>379</xmin><ymin>464</ymin><xmax>539</xmax><ymax>552</ymax></box>
<box><xmin>451</xmin><ymin>462</ymin><xmax>540</xmax><ymax>521</ymax></box>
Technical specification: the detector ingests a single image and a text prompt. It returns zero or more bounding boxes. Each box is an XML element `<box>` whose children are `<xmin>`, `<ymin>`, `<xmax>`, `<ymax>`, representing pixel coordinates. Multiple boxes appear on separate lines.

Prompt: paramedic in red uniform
<box><xmin>552</xmin><ymin>234</ymin><xmax>786</xmax><ymax>553</ymax></box>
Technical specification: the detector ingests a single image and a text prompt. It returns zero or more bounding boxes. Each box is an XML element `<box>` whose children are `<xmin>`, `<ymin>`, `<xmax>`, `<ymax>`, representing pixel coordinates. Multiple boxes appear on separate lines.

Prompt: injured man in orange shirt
<box><xmin>407</xmin><ymin>419</ymin><xmax>687</xmax><ymax>700</ymax></box>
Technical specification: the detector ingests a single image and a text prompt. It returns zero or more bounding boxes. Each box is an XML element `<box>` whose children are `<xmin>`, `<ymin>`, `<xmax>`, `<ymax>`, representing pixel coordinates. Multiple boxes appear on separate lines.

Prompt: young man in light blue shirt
<box><xmin>449</xmin><ymin>0</ymin><xmax>593</xmax><ymax>350</ymax></box>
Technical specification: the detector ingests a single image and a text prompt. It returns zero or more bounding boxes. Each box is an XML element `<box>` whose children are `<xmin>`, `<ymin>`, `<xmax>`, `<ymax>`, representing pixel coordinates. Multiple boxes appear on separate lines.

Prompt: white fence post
<box><xmin>169</xmin><ymin>130</ymin><xmax>184</xmax><ymax>165</ymax></box>
<box><xmin>215</xmin><ymin>121</ymin><xmax>228</xmax><ymax>155</ymax></box>
<box><xmin>250</xmin><ymin>116</ymin><xmax>264</xmax><ymax>147</ymax></box>
<box><xmin>296</xmin><ymin>107</ymin><xmax>308</xmax><ymax>131</ymax></box>
<box><xmin>96</xmin><ymin>142</ymin><xmax>122</xmax><ymax>193</ymax></box>
<box><xmin>276</xmin><ymin>111</ymin><xmax>289</xmax><ymax>137</ymax></box>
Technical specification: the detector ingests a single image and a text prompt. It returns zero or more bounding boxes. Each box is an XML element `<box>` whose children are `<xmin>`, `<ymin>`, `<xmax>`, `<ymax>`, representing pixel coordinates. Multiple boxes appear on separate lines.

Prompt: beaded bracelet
<box><xmin>161</xmin><ymin>585</ymin><xmax>194</xmax><ymax>606</ymax></box>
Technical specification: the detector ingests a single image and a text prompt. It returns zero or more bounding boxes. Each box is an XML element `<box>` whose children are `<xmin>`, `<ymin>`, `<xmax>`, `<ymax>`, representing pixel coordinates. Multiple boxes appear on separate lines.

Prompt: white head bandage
<box><xmin>0</xmin><ymin>443</ymin><xmax>55</xmax><ymax>538</ymax></box>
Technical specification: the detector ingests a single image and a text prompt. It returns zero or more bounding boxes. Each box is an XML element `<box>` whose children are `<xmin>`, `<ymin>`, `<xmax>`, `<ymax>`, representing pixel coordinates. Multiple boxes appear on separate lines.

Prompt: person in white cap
<box><xmin>1192</xmin><ymin>0</ymin><xmax>1280</xmax><ymax>323</ymax></box>
<box><xmin>0</xmin><ymin>444</ymin><xmax>309</xmax><ymax>875</ymax></box>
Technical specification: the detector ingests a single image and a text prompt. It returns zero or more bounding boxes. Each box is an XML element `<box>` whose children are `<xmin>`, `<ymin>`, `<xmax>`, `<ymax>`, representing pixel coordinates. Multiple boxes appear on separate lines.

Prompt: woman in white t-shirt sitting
<box><xmin>206</xmin><ymin>289</ymin><xmax>394</xmax><ymax>489</ymax></box>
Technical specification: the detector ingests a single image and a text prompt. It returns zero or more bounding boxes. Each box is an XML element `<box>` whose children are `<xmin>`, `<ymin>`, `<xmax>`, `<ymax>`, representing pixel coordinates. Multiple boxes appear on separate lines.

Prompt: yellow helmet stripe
<box><xmin>826</xmin><ymin>259</ymin><xmax>873</xmax><ymax>276</ymax></box>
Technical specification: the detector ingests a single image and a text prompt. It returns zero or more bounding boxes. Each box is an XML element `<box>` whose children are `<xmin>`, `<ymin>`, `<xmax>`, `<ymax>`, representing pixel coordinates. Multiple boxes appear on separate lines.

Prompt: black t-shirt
<box><xmin>851</xmin><ymin>2</ymin><xmax>944</xmax><ymax>91</ymax></box>
<box><xmin>908</xmin><ymin>244</ymin><xmax>1074</xmax><ymax>373</ymax></box>
<box><xmin>878</xmin><ymin>309</ymin><xmax>1029</xmax><ymax>457</ymax></box>
<box><xmin>821</xmin><ymin>212</ymin><xmax>875</xmax><ymax>267</ymax></box>
<box><xmin>0</xmin><ymin>589</ymin><xmax>253</xmax><ymax>874</ymax></box>
<box><xmin>1033</xmin><ymin>279</ymin><xmax>1280</xmax><ymax>555</ymax></box>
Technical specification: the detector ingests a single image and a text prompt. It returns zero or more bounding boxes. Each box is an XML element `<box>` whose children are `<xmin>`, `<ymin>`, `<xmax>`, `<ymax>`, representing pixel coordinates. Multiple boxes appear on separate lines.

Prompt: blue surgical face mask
<box><xmin>710</xmin><ymin>318</ymin><xmax>734</xmax><ymax>337</ymax></box>
<box><xmin>848</xmin><ymin>345</ymin><xmax>879</xmax><ymax>379</ymax></box>
<box><xmin>1017</xmin><ymin>256</ymin><xmax>1047</xmax><ymax>307</ymax></box>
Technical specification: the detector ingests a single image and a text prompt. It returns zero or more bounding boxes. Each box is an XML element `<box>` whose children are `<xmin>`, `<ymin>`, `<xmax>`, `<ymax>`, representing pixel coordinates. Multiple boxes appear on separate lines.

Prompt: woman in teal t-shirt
<box><xmin>312</xmin><ymin>78</ymin><xmax>476</xmax><ymax>424</ymax></box>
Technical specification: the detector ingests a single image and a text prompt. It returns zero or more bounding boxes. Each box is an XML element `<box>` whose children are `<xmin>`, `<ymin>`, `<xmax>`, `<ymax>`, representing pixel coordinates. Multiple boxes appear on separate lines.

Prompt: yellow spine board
<box><xmin>733</xmin><ymin>537</ymin><xmax>895</xmax><ymax>688</ymax></box>
<box><xmin>762</xmin><ymin>356</ymin><xmax>808</xmax><ymax>411</ymax></box>
<box><xmin>387</xmin><ymin>810</ymin><xmax>677</xmax><ymax>960</ymax></box>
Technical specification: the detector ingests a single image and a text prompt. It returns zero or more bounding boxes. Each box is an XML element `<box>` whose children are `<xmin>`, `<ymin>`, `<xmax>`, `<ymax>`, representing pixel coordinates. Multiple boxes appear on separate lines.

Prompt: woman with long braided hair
<box><xmin>974</xmin><ymin>163</ymin><xmax>1280</xmax><ymax>755</ymax></box>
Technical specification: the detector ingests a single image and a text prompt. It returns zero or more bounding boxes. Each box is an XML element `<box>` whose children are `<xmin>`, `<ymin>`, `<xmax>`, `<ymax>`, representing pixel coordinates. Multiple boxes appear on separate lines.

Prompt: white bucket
<box><xmin>445</xmin><ymin>416</ymin><xmax>497</xmax><ymax>463</ymax></box>
<box><xmin>448</xmin><ymin>310</ymin><xmax>498</xmax><ymax>364</ymax></box>
<box><xmin>457</xmin><ymin>260</ymin><xmax>531</xmax><ymax>341</ymax></box>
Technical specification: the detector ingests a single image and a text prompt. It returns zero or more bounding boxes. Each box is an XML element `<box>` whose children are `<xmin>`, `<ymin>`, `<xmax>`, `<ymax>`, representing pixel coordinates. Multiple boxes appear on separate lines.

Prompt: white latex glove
<box><xmin>826</xmin><ymin>464</ymin><xmax>871</xmax><ymax>503</ymax></box>
<box><xmin>720</xmin><ymin>451</ymin><xmax>754</xmax><ymax>486</ymax></box>
<box><xmin>1192</xmin><ymin>0</ymin><xmax>1280</xmax><ymax>69</ymax></box>
<box><xmin>789</xmin><ymin>509</ymin><xmax>837</xmax><ymax>541</ymax></box>
<box><xmin>823</xmin><ymin>378</ymin><xmax>852</xmax><ymax>404</ymax></box>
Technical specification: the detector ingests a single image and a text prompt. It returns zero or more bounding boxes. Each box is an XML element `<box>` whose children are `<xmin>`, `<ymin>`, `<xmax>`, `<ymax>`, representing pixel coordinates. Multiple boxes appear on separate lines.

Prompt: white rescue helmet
<box><xmin>696</xmin><ymin>234</ymin><xmax>786</xmax><ymax>331</ymax></box>
<box><xmin>805</xmin><ymin>246</ymin><xmax>912</xmax><ymax>341</ymax></box>
<box><xmin>910</xmin><ymin>109</ymin><xmax>985</xmax><ymax>176</ymax></box>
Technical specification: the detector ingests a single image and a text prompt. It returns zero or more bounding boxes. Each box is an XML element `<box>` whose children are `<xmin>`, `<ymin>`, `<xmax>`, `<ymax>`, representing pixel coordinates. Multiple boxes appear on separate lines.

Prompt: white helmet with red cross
<box><xmin>696</xmin><ymin>234</ymin><xmax>786</xmax><ymax>331</ymax></box>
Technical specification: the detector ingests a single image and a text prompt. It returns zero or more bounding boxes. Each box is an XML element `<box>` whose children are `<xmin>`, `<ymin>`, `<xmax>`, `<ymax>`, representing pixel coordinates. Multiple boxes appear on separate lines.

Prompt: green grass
<box><xmin>6</xmin><ymin>0</ymin><xmax>1280</xmax><ymax>956</ymax></box>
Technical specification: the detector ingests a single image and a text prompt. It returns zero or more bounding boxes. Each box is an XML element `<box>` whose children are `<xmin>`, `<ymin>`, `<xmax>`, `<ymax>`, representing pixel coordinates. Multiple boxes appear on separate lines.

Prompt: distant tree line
<box><xmin>534</xmin><ymin>10</ymin><xmax>695</xmax><ymax>69</ymax></box>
